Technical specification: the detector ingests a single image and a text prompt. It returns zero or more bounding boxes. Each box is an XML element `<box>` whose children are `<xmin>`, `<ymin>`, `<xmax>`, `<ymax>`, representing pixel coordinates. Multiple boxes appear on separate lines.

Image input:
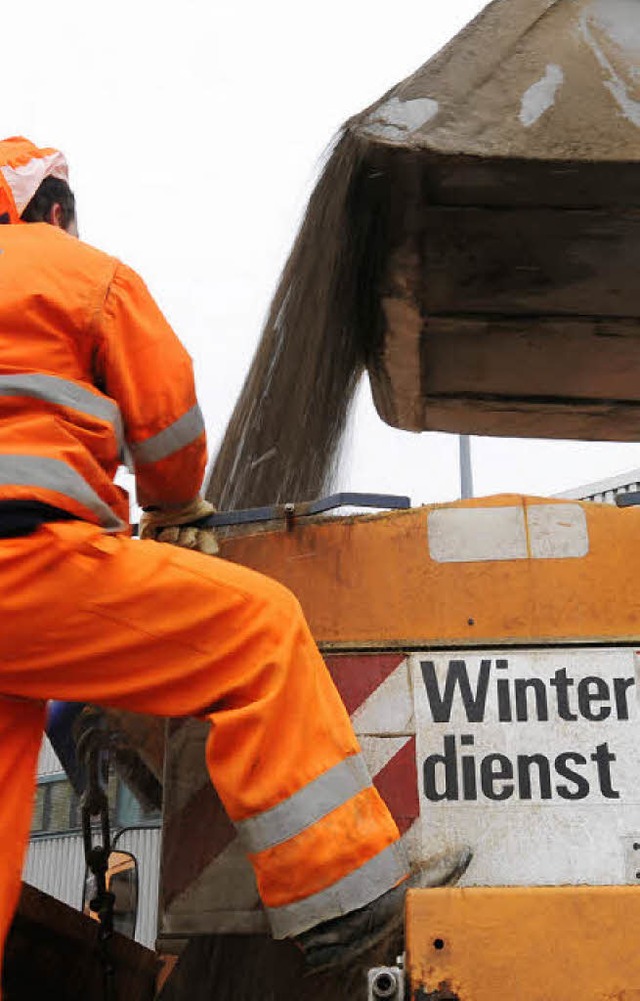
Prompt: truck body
<box><xmin>17</xmin><ymin>492</ymin><xmax>640</xmax><ymax>998</ymax></box>
<box><xmin>157</xmin><ymin>493</ymin><xmax>640</xmax><ymax>998</ymax></box>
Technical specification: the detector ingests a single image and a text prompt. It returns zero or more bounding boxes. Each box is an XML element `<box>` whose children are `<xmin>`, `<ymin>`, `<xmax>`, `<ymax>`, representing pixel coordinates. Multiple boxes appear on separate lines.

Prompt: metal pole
<box><xmin>459</xmin><ymin>435</ymin><xmax>474</xmax><ymax>499</ymax></box>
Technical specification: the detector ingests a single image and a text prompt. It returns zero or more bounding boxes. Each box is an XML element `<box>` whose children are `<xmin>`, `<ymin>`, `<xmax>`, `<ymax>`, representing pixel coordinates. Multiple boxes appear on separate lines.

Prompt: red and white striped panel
<box><xmin>159</xmin><ymin>652</ymin><xmax>418</xmax><ymax>938</ymax></box>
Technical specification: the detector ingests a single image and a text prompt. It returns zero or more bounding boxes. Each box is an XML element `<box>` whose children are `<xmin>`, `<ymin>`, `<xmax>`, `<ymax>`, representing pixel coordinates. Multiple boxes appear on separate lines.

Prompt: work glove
<box><xmin>139</xmin><ymin>497</ymin><xmax>219</xmax><ymax>556</ymax></box>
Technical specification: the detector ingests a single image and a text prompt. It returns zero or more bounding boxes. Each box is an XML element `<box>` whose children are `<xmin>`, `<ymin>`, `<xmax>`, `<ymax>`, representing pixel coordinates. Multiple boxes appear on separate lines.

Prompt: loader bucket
<box><xmin>339</xmin><ymin>0</ymin><xmax>640</xmax><ymax>440</ymax></box>
<box><xmin>209</xmin><ymin>0</ymin><xmax>640</xmax><ymax>514</ymax></box>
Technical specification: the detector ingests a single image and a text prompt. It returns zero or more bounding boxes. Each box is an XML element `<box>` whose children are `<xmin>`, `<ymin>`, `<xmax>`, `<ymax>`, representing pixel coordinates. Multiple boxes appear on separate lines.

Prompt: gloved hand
<box><xmin>139</xmin><ymin>496</ymin><xmax>219</xmax><ymax>556</ymax></box>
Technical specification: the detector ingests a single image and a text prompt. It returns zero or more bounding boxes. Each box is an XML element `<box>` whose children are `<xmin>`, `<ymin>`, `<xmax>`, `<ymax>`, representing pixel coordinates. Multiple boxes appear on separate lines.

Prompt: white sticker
<box><xmin>428</xmin><ymin>504</ymin><xmax>589</xmax><ymax>563</ymax></box>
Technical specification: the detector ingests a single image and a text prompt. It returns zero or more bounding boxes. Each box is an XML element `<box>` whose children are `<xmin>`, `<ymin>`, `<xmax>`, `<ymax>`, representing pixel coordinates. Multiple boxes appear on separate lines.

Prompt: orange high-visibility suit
<box><xmin>0</xmin><ymin>186</ymin><xmax>406</xmax><ymax>977</ymax></box>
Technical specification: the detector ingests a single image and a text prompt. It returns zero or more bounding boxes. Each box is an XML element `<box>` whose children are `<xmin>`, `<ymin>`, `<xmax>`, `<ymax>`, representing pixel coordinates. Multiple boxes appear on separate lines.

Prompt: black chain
<box><xmin>76</xmin><ymin>708</ymin><xmax>117</xmax><ymax>1001</ymax></box>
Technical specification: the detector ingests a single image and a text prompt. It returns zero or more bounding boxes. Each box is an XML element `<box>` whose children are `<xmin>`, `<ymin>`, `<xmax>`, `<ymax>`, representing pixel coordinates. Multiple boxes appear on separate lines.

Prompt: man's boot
<box><xmin>294</xmin><ymin>845</ymin><xmax>472</xmax><ymax>973</ymax></box>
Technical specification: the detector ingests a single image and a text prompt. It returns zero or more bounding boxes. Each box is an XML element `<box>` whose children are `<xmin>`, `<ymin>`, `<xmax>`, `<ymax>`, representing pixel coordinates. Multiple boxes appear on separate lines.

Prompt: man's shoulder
<box><xmin>5</xmin><ymin>223</ymin><xmax>120</xmax><ymax>285</ymax></box>
<box><xmin>3</xmin><ymin>222</ymin><xmax>115</xmax><ymax>261</ymax></box>
<box><xmin>37</xmin><ymin>223</ymin><xmax>118</xmax><ymax>265</ymax></box>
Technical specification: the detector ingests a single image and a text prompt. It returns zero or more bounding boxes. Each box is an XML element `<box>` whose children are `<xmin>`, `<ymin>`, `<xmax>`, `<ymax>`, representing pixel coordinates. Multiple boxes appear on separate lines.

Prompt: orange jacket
<box><xmin>0</xmin><ymin>222</ymin><xmax>207</xmax><ymax>530</ymax></box>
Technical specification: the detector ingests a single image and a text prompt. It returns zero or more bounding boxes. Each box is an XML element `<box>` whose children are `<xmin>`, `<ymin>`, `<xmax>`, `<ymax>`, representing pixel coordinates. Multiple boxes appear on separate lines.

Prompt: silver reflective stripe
<box><xmin>0</xmin><ymin>455</ymin><xmax>123</xmax><ymax>531</ymax></box>
<box><xmin>267</xmin><ymin>841</ymin><xmax>409</xmax><ymax>939</ymax></box>
<box><xmin>0</xmin><ymin>374</ymin><xmax>124</xmax><ymax>450</ymax></box>
<box><xmin>130</xmin><ymin>404</ymin><xmax>205</xmax><ymax>465</ymax></box>
<box><xmin>236</xmin><ymin>754</ymin><xmax>372</xmax><ymax>854</ymax></box>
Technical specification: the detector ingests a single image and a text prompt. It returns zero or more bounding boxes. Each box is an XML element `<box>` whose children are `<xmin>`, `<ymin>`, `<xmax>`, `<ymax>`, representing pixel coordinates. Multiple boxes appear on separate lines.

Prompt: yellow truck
<box><xmin>156</xmin><ymin>492</ymin><xmax>640</xmax><ymax>1000</ymax></box>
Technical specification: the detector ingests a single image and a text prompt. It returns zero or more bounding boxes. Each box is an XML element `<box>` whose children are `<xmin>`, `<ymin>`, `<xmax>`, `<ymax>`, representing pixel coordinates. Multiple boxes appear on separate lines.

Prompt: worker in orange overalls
<box><xmin>0</xmin><ymin>137</ymin><xmax>469</xmax><ymax>986</ymax></box>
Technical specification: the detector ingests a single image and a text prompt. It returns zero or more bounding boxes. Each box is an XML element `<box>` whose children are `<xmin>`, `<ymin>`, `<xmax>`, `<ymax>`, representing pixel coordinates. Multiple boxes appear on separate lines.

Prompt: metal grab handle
<box><xmin>144</xmin><ymin>492</ymin><xmax>412</xmax><ymax>534</ymax></box>
<box><xmin>134</xmin><ymin>492</ymin><xmax>411</xmax><ymax>535</ymax></box>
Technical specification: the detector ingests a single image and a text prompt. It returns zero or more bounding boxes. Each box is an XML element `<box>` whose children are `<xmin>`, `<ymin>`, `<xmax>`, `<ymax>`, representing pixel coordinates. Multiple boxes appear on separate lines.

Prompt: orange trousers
<box><xmin>0</xmin><ymin>521</ymin><xmax>405</xmax><ymax>981</ymax></box>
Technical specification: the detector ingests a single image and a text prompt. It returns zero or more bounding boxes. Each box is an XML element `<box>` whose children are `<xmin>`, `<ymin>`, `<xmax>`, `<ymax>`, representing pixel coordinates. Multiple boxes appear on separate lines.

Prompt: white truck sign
<box><xmin>412</xmin><ymin>647</ymin><xmax>640</xmax><ymax>887</ymax></box>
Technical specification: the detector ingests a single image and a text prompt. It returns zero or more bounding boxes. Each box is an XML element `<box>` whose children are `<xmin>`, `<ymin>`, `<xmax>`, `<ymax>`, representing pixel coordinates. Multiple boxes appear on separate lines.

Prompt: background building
<box><xmin>556</xmin><ymin>468</ymin><xmax>640</xmax><ymax>505</ymax></box>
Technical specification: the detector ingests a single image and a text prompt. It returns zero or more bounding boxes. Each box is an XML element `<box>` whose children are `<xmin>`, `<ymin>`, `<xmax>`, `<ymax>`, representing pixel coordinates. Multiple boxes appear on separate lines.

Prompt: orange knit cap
<box><xmin>0</xmin><ymin>137</ymin><xmax>69</xmax><ymax>224</ymax></box>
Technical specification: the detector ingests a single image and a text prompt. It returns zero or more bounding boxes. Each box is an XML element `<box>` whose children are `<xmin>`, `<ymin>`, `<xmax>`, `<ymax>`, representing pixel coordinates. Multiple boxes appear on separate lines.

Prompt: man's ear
<box><xmin>46</xmin><ymin>203</ymin><xmax>65</xmax><ymax>229</ymax></box>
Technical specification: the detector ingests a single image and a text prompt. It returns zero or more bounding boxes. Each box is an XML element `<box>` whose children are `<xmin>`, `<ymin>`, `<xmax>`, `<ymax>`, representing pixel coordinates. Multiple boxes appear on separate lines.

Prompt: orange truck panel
<box><xmin>222</xmin><ymin>495</ymin><xmax>640</xmax><ymax>649</ymax></box>
<box><xmin>406</xmin><ymin>885</ymin><xmax>640</xmax><ymax>1000</ymax></box>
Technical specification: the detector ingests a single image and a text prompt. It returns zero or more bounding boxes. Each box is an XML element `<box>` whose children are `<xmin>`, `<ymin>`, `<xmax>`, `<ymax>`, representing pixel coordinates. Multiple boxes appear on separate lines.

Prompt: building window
<box><xmin>30</xmin><ymin>785</ymin><xmax>48</xmax><ymax>834</ymax></box>
<box><xmin>116</xmin><ymin>781</ymin><xmax>161</xmax><ymax>827</ymax></box>
<box><xmin>30</xmin><ymin>776</ymin><xmax>78</xmax><ymax>835</ymax></box>
<box><xmin>31</xmin><ymin>767</ymin><xmax>160</xmax><ymax>836</ymax></box>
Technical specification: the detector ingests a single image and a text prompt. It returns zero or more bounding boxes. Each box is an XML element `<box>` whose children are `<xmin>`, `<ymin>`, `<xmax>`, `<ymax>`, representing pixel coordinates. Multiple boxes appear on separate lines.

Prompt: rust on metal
<box><xmin>406</xmin><ymin>886</ymin><xmax>640</xmax><ymax>1000</ymax></box>
<box><xmin>414</xmin><ymin>985</ymin><xmax>461</xmax><ymax>1001</ymax></box>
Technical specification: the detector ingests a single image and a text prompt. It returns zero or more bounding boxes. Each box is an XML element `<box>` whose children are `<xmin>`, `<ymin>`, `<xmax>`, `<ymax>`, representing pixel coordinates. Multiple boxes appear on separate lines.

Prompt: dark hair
<box><xmin>21</xmin><ymin>175</ymin><xmax>76</xmax><ymax>229</ymax></box>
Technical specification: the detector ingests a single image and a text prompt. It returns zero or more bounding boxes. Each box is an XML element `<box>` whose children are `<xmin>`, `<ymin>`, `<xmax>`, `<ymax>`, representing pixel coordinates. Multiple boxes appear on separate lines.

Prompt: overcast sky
<box><xmin>5</xmin><ymin>0</ymin><xmax>640</xmax><ymax>508</ymax></box>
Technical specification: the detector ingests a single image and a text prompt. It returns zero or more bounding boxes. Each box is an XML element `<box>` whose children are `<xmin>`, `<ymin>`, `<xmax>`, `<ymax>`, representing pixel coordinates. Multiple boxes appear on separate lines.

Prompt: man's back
<box><xmin>0</xmin><ymin>221</ymin><xmax>207</xmax><ymax>529</ymax></box>
<box><xmin>0</xmin><ymin>223</ymin><xmax>129</xmax><ymax>528</ymax></box>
